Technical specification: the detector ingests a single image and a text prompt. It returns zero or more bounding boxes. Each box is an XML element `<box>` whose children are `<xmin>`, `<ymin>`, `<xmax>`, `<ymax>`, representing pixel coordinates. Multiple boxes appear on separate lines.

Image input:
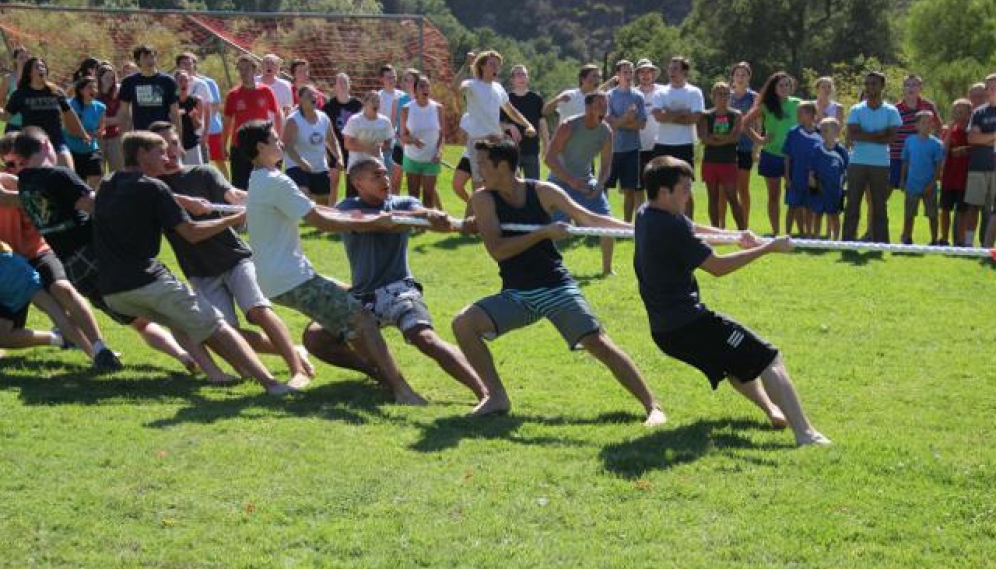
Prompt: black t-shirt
<box><xmin>490</xmin><ymin>181</ymin><xmax>572</xmax><ymax>290</ymax></box>
<box><xmin>17</xmin><ymin>166</ymin><xmax>92</xmax><ymax>258</ymax></box>
<box><xmin>119</xmin><ymin>72</ymin><xmax>178</xmax><ymax>130</ymax></box>
<box><xmin>159</xmin><ymin>165</ymin><xmax>251</xmax><ymax>278</ymax></box>
<box><xmin>633</xmin><ymin>205</ymin><xmax>713</xmax><ymax>333</ymax></box>
<box><xmin>178</xmin><ymin>96</ymin><xmax>200</xmax><ymax>150</ymax></box>
<box><xmin>968</xmin><ymin>104</ymin><xmax>996</xmax><ymax>172</ymax></box>
<box><xmin>94</xmin><ymin>171</ymin><xmax>189</xmax><ymax>295</ymax></box>
<box><xmin>502</xmin><ymin>90</ymin><xmax>544</xmax><ymax>157</ymax></box>
<box><xmin>5</xmin><ymin>86</ymin><xmax>71</xmax><ymax>146</ymax></box>
<box><xmin>323</xmin><ymin>96</ymin><xmax>363</xmax><ymax>144</ymax></box>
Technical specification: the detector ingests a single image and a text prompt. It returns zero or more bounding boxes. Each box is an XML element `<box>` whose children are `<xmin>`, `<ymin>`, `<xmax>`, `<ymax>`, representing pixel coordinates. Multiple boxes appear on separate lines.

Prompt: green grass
<box><xmin>2</xmin><ymin>145</ymin><xmax>994</xmax><ymax>568</ymax></box>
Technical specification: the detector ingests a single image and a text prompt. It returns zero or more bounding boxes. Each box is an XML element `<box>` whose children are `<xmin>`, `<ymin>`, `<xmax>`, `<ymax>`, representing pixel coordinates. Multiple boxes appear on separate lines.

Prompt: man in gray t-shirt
<box><xmin>316</xmin><ymin>157</ymin><xmax>487</xmax><ymax>405</ymax></box>
<box><xmin>605</xmin><ymin>60</ymin><xmax>647</xmax><ymax>223</ymax></box>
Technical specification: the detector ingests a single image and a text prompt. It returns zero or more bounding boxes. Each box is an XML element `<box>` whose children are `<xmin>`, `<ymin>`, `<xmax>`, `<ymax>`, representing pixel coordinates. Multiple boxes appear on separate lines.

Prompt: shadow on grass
<box><xmin>424</xmin><ymin>232</ymin><xmax>480</xmax><ymax>251</ymax></box>
<box><xmin>0</xmin><ymin>356</ymin><xmax>201</xmax><ymax>405</ymax></box>
<box><xmin>836</xmin><ymin>250</ymin><xmax>885</xmax><ymax>266</ymax></box>
<box><xmin>409</xmin><ymin>410</ymin><xmax>642</xmax><ymax>453</ymax></box>
<box><xmin>599</xmin><ymin>418</ymin><xmax>791</xmax><ymax>479</ymax></box>
<box><xmin>146</xmin><ymin>378</ymin><xmax>396</xmax><ymax>429</ymax></box>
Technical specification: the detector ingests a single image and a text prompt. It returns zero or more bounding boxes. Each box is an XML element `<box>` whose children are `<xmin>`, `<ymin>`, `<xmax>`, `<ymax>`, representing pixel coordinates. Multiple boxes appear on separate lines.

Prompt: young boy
<box><xmin>634</xmin><ymin>155</ymin><xmax>829</xmax><ymax>446</ymax></box>
<box><xmin>782</xmin><ymin>101</ymin><xmax>822</xmax><ymax>236</ymax></box>
<box><xmin>808</xmin><ymin>117</ymin><xmax>849</xmax><ymax>240</ymax></box>
<box><xmin>899</xmin><ymin>110</ymin><xmax>945</xmax><ymax>244</ymax></box>
<box><xmin>940</xmin><ymin>99</ymin><xmax>972</xmax><ymax>246</ymax></box>
<box><xmin>697</xmin><ymin>81</ymin><xmax>745</xmax><ymax>230</ymax></box>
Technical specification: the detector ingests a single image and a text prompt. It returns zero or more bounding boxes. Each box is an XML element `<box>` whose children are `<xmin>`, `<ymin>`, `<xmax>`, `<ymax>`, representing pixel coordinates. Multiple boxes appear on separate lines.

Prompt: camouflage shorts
<box><xmin>272</xmin><ymin>274</ymin><xmax>362</xmax><ymax>341</ymax></box>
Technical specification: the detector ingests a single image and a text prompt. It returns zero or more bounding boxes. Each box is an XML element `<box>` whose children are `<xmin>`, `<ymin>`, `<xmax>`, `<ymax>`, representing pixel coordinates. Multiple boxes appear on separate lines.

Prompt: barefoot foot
<box><xmin>395</xmin><ymin>390</ymin><xmax>429</xmax><ymax>406</ymax></box>
<box><xmin>288</xmin><ymin>372</ymin><xmax>312</xmax><ymax>391</ymax></box>
<box><xmin>468</xmin><ymin>395</ymin><xmax>511</xmax><ymax>417</ymax></box>
<box><xmin>295</xmin><ymin>345</ymin><xmax>316</xmax><ymax>378</ymax></box>
<box><xmin>796</xmin><ymin>430</ymin><xmax>832</xmax><ymax>447</ymax></box>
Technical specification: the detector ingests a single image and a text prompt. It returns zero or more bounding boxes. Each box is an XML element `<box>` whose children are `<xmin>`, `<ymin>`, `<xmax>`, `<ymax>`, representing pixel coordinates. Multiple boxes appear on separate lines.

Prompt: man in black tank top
<box><xmin>452</xmin><ymin>139</ymin><xmax>666</xmax><ymax>426</ymax></box>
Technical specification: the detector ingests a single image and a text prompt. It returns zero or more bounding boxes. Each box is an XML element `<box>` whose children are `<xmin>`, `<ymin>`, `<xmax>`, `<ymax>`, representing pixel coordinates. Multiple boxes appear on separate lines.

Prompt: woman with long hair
<box><xmin>0</xmin><ymin>46</ymin><xmax>30</xmax><ymax>133</ymax></box>
<box><xmin>2</xmin><ymin>57</ymin><xmax>88</xmax><ymax>169</ymax></box>
<box><xmin>401</xmin><ymin>75</ymin><xmax>446</xmax><ymax>209</ymax></box>
<box><xmin>66</xmin><ymin>76</ymin><xmax>106</xmax><ymax>188</ymax></box>
<box><xmin>96</xmin><ymin>63</ymin><xmax>123</xmax><ymax>172</ymax></box>
<box><xmin>742</xmin><ymin>71</ymin><xmax>800</xmax><ymax>235</ymax></box>
<box><xmin>174</xmin><ymin>69</ymin><xmax>204</xmax><ymax>166</ymax></box>
<box><xmin>725</xmin><ymin>61</ymin><xmax>760</xmax><ymax>228</ymax></box>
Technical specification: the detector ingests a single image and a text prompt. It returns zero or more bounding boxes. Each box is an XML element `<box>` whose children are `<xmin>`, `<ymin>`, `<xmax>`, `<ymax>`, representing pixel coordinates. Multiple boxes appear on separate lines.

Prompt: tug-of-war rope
<box><xmin>209</xmin><ymin>203</ymin><xmax>996</xmax><ymax>260</ymax></box>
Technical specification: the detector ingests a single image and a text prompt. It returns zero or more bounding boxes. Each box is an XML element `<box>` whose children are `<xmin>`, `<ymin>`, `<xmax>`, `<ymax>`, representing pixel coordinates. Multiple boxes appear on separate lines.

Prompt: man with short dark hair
<box><xmin>119</xmin><ymin>45</ymin><xmax>181</xmax><ymax>135</ymax></box>
<box><xmin>222</xmin><ymin>55</ymin><xmax>282</xmax><ymax>189</ymax></box>
<box><xmin>843</xmin><ymin>72</ymin><xmax>902</xmax><ymax>243</ymax></box>
<box><xmin>634</xmin><ymin>155</ymin><xmax>830</xmax><ymax>446</ymax></box>
<box><xmin>93</xmin><ymin>130</ymin><xmax>294</xmax><ymax>395</ymax></box>
<box><xmin>299</xmin><ymin>157</ymin><xmax>488</xmax><ymax>406</ymax></box>
<box><xmin>452</xmin><ymin>138</ymin><xmax>665</xmax><ymax>425</ymax></box>
<box><xmin>605</xmin><ymin>59</ymin><xmax>647</xmax><ymax>223</ymax></box>
<box><xmin>239</xmin><ymin>119</ymin><xmax>427</xmax><ymax>405</ymax></box>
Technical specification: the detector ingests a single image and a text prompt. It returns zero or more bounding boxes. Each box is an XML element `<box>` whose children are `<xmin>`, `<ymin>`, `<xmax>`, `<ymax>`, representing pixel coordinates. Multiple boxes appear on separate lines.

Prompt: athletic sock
<box><xmin>93</xmin><ymin>339</ymin><xmax>107</xmax><ymax>354</ymax></box>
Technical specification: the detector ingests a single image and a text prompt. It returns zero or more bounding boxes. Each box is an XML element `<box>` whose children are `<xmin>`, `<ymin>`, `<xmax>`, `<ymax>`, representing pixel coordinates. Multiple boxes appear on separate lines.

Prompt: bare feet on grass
<box><xmin>644</xmin><ymin>406</ymin><xmax>667</xmax><ymax>427</ymax></box>
<box><xmin>468</xmin><ymin>395</ymin><xmax>511</xmax><ymax>417</ymax></box>
<box><xmin>295</xmin><ymin>345</ymin><xmax>315</xmax><ymax>378</ymax></box>
<box><xmin>287</xmin><ymin>372</ymin><xmax>313</xmax><ymax>391</ymax></box>
<box><xmin>395</xmin><ymin>390</ymin><xmax>429</xmax><ymax>406</ymax></box>
<box><xmin>796</xmin><ymin>430</ymin><xmax>832</xmax><ymax>447</ymax></box>
<box><xmin>767</xmin><ymin>409</ymin><xmax>788</xmax><ymax>430</ymax></box>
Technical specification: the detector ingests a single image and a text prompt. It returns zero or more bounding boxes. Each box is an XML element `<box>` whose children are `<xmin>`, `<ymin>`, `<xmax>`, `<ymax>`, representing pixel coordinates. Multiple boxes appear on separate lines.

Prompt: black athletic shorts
<box><xmin>456</xmin><ymin>156</ymin><xmax>472</xmax><ymax>174</ymax></box>
<box><xmin>0</xmin><ymin>302</ymin><xmax>29</xmax><ymax>328</ymax></box>
<box><xmin>71</xmin><ymin>150</ymin><xmax>104</xmax><ymax>179</ymax></box>
<box><xmin>391</xmin><ymin>143</ymin><xmax>404</xmax><ymax>166</ymax></box>
<box><xmin>639</xmin><ymin>149</ymin><xmax>657</xmax><ymax>190</ymax></box>
<box><xmin>737</xmin><ymin>150</ymin><xmax>754</xmax><ymax>171</ymax></box>
<box><xmin>939</xmin><ymin>190</ymin><xmax>964</xmax><ymax>212</ymax></box>
<box><xmin>29</xmin><ymin>251</ymin><xmax>68</xmax><ymax>291</ymax></box>
<box><xmin>652</xmin><ymin>311</ymin><xmax>778</xmax><ymax>390</ymax></box>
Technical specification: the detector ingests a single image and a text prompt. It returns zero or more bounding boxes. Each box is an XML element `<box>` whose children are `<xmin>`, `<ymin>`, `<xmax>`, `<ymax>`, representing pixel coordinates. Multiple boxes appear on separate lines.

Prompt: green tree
<box><xmin>906</xmin><ymin>0</ymin><xmax>996</xmax><ymax>105</ymax></box>
<box><xmin>611</xmin><ymin>13</ymin><xmax>685</xmax><ymax>75</ymax></box>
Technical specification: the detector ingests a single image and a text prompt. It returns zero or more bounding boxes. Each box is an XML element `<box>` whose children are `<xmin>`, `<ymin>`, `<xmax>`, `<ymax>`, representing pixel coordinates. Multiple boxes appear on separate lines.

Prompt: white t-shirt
<box><xmin>378</xmin><ymin>88</ymin><xmax>398</xmax><ymax>122</ymax></box>
<box><xmin>460</xmin><ymin>78</ymin><xmax>509</xmax><ymax>138</ymax></box>
<box><xmin>246</xmin><ymin>168</ymin><xmax>315</xmax><ymax>298</ymax></box>
<box><xmin>256</xmin><ymin>75</ymin><xmax>293</xmax><ymax>111</ymax></box>
<box><xmin>639</xmin><ymin>84</ymin><xmax>666</xmax><ymax>151</ymax></box>
<box><xmin>342</xmin><ymin>112</ymin><xmax>393</xmax><ymax>168</ymax></box>
<box><xmin>403</xmin><ymin>99</ymin><xmax>441</xmax><ymax>163</ymax></box>
<box><xmin>284</xmin><ymin>109</ymin><xmax>332</xmax><ymax>172</ymax></box>
<box><xmin>653</xmin><ymin>83</ymin><xmax>705</xmax><ymax>146</ymax></box>
<box><xmin>556</xmin><ymin>88</ymin><xmax>585</xmax><ymax>124</ymax></box>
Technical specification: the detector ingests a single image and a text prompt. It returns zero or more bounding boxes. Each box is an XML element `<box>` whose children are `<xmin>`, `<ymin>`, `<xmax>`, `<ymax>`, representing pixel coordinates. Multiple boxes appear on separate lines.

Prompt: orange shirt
<box><xmin>0</xmin><ymin>206</ymin><xmax>50</xmax><ymax>259</ymax></box>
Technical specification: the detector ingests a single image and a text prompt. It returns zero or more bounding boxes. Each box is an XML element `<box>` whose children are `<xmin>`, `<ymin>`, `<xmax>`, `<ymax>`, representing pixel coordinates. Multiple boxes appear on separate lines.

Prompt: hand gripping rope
<box><xmin>209</xmin><ymin>203</ymin><xmax>996</xmax><ymax>260</ymax></box>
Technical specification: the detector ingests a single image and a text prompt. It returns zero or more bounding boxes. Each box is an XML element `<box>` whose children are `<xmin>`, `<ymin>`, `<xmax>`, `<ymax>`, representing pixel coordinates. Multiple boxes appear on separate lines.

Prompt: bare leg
<box><xmin>246</xmin><ymin>306</ymin><xmax>313</xmax><ymax>388</ymax></box>
<box><xmin>579</xmin><ymin>331</ymin><xmax>666</xmax><ymax>426</ymax></box>
<box><xmin>727</xmin><ymin>376</ymin><xmax>787</xmax><ymax>428</ymax></box>
<box><xmin>706</xmin><ymin>181</ymin><xmax>722</xmax><ymax>227</ymax></box>
<box><xmin>755</xmin><ymin>356</ymin><xmax>830</xmax><ymax>446</ymax></box>
<box><xmin>406</xmin><ymin>172</ymin><xmax>422</xmax><ymax>202</ymax></box>
<box><xmin>600</xmin><ymin>236</ymin><xmax>615</xmax><ymax>276</ymax></box>
<box><xmin>391</xmin><ymin>162</ymin><xmax>404</xmax><ymax>195</ymax></box>
<box><xmin>347</xmin><ymin>310</ymin><xmax>426</xmax><ymax>405</ymax></box>
<box><xmin>717</xmin><ymin>187</ymin><xmax>728</xmax><ymax>229</ymax></box>
<box><xmin>172</xmin><ymin>328</ymin><xmax>238</xmax><ymax>383</ymax></box>
<box><xmin>204</xmin><ymin>323</ymin><xmax>289</xmax><ymax>393</ymax></box>
<box><xmin>302</xmin><ymin>321</ymin><xmax>382</xmax><ymax>380</ymax></box>
<box><xmin>452</xmin><ymin>169</ymin><xmax>472</xmax><ymax>203</ymax></box>
<box><xmin>423</xmin><ymin>175</ymin><xmax>441</xmax><ymax>210</ymax></box>
<box><xmin>48</xmin><ymin>281</ymin><xmax>97</xmax><ymax>357</ymax></box>
<box><xmin>722</xmin><ymin>182</ymin><xmax>746</xmax><ymax>230</ymax></box>
<box><xmin>765</xmin><ymin>177</ymin><xmax>781</xmax><ymax>235</ymax></box>
<box><xmin>405</xmin><ymin>325</ymin><xmax>487</xmax><ymax>399</ymax></box>
<box><xmin>983</xmin><ymin>209</ymin><xmax>996</xmax><ymax>247</ymax></box>
<box><xmin>452</xmin><ymin>305</ymin><xmax>510</xmax><ymax>416</ymax></box>
<box><xmin>928</xmin><ymin>214</ymin><xmax>939</xmax><ymax>244</ymax></box>
<box><xmin>736</xmin><ymin>167</ymin><xmax>751</xmax><ymax>229</ymax></box>
<box><xmin>131</xmin><ymin>319</ymin><xmax>195</xmax><ymax>371</ymax></box>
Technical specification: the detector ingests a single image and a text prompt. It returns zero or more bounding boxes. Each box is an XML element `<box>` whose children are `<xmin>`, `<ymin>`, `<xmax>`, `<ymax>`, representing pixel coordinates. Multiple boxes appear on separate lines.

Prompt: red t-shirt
<box><xmin>223</xmin><ymin>84</ymin><xmax>279</xmax><ymax>147</ymax></box>
<box><xmin>941</xmin><ymin>123</ymin><xmax>970</xmax><ymax>192</ymax></box>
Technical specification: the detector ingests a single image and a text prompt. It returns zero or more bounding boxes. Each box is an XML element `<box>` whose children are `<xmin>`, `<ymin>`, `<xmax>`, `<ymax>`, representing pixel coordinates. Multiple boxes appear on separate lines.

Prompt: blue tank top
<box><xmin>491</xmin><ymin>181</ymin><xmax>573</xmax><ymax>290</ymax></box>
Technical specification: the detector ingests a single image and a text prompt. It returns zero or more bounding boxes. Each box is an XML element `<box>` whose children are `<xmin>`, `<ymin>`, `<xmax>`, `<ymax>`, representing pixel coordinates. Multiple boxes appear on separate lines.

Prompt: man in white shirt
<box><xmin>652</xmin><ymin>56</ymin><xmax>704</xmax><ymax>216</ymax></box>
<box><xmin>635</xmin><ymin>58</ymin><xmax>665</xmax><ymax>194</ymax></box>
<box><xmin>256</xmin><ymin>53</ymin><xmax>294</xmax><ymax>119</ymax></box>
<box><xmin>543</xmin><ymin>64</ymin><xmax>604</xmax><ymax>125</ymax></box>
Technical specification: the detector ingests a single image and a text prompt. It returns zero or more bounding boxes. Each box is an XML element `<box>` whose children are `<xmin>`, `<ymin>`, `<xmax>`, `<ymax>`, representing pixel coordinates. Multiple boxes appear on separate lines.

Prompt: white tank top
<box><xmin>403</xmin><ymin>99</ymin><xmax>441</xmax><ymax>163</ymax></box>
<box><xmin>284</xmin><ymin>109</ymin><xmax>331</xmax><ymax>172</ymax></box>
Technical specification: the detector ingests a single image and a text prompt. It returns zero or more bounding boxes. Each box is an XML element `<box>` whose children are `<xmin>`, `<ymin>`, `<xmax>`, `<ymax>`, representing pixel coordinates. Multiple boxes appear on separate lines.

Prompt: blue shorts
<box><xmin>606</xmin><ymin>150</ymin><xmax>640</xmax><ymax>190</ymax></box>
<box><xmin>890</xmin><ymin>158</ymin><xmax>903</xmax><ymax>189</ymax></box>
<box><xmin>785</xmin><ymin>184</ymin><xmax>809</xmax><ymax>207</ymax></box>
<box><xmin>757</xmin><ymin>151</ymin><xmax>785</xmax><ymax>179</ymax></box>
<box><xmin>475</xmin><ymin>283</ymin><xmax>601</xmax><ymax>350</ymax></box>
<box><xmin>808</xmin><ymin>186</ymin><xmax>843</xmax><ymax>215</ymax></box>
<box><xmin>0</xmin><ymin>252</ymin><xmax>41</xmax><ymax>318</ymax></box>
<box><xmin>548</xmin><ymin>176</ymin><xmax>611</xmax><ymax>221</ymax></box>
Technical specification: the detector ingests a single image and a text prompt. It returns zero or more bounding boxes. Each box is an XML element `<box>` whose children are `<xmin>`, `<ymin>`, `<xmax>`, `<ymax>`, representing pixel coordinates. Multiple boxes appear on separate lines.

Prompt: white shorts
<box><xmin>352</xmin><ymin>278</ymin><xmax>432</xmax><ymax>335</ymax></box>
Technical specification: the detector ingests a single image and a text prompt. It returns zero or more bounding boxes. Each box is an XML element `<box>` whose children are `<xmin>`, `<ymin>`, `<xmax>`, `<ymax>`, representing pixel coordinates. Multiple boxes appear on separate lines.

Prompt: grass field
<box><xmin>2</xmin><ymin>145</ymin><xmax>994</xmax><ymax>568</ymax></box>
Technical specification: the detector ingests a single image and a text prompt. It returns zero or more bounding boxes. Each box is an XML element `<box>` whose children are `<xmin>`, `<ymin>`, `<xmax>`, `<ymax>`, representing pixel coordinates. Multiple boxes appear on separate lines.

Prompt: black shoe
<box><xmin>937</xmin><ymin>239</ymin><xmax>950</xmax><ymax>246</ymax></box>
<box><xmin>93</xmin><ymin>348</ymin><xmax>123</xmax><ymax>372</ymax></box>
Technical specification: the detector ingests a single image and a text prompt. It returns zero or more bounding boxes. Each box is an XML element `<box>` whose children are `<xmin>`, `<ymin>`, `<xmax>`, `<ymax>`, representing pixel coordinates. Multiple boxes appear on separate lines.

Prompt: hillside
<box><xmin>385</xmin><ymin>0</ymin><xmax>692</xmax><ymax>63</ymax></box>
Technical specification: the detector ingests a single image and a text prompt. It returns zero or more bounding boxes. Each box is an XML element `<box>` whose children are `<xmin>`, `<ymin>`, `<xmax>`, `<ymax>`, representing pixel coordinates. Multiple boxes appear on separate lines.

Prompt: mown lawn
<box><xmin>1</xmin><ymin>145</ymin><xmax>993</xmax><ymax>568</ymax></box>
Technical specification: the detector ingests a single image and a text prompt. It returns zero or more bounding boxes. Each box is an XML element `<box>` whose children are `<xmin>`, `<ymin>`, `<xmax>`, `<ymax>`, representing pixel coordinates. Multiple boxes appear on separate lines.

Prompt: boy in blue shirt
<box><xmin>899</xmin><ymin>111</ymin><xmax>945</xmax><ymax>244</ymax></box>
<box><xmin>808</xmin><ymin>117</ymin><xmax>849</xmax><ymax>240</ymax></box>
<box><xmin>782</xmin><ymin>101</ymin><xmax>822</xmax><ymax>237</ymax></box>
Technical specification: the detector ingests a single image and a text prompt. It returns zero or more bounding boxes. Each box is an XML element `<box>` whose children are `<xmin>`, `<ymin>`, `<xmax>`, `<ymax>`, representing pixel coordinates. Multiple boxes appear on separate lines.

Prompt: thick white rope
<box><xmin>209</xmin><ymin>203</ymin><xmax>995</xmax><ymax>260</ymax></box>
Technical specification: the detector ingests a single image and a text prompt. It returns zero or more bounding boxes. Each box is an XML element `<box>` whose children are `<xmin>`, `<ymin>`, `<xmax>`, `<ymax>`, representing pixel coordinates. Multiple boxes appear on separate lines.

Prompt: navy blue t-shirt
<box><xmin>809</xmin><ymin>143</ymin><xmax>849</xmax><ymax>196</ymax></box>
<box><xmin>336</xmin><ymin>194</ymin><xmax>418</xmax><ymax>294</ymax></box>
<box><xmin>634</xmin><ymin>205</ymin><xmax>712</xmax><ymax>333</ymax></box>
<box><xmin>119</xmin><ymin>72</ymin><xmax>178</xmax><ymax>131</ymax></box>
